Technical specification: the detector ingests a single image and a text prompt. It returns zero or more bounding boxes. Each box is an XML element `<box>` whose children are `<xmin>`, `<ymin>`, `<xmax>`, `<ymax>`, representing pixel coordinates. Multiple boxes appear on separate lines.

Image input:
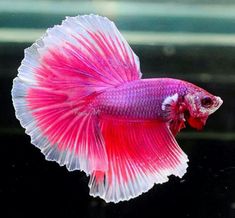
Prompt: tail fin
<box><xmin>12</xmin><ymin>15</ymin><xmax>141</xmax><ymax>174</ymax></box>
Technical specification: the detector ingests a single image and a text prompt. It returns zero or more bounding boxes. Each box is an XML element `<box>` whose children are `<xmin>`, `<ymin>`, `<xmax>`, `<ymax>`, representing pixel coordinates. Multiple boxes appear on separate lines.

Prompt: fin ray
<box><xmin>89</xmin><ymin>118</ymin><xmax>188</xmax><ymax>203</ymax></box>
<box><xmin>12</xmin><ymin>77</ymin><xmax>108</xmax><ymax>174</ymax></box>
<box><xmin>12</xmin><ymin>14</ymin><xmax>141</xmax><ymax>174</ymax></box>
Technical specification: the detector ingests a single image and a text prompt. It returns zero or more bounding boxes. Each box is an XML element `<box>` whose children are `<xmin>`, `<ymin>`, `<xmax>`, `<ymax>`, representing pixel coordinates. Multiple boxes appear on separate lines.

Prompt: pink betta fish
<box><xmin>12</xmin><ymin>15</ymin><xmax>223</xmax><ymax>203</ymax></box>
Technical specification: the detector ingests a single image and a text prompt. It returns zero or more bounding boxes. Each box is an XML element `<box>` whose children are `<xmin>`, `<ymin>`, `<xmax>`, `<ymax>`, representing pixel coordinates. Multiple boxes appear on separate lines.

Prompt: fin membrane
<box><xmin>12</xmin><ymin>78</ymin><xmax>107</xmax><ymax>173</ymax></box>
<box><xmin>12</xmin><ymin>15</ymin><xmax>142</xmax><ymax>173</ymax></box>
<box><xmin>89</xmin><ymin>118</ymin><xmax>188</xmax><ymax>203</ymax></box>
<box><xmin>12</xmin><ymin>15</ymin><xmax>142</xmax><ymax>174</ymax></box>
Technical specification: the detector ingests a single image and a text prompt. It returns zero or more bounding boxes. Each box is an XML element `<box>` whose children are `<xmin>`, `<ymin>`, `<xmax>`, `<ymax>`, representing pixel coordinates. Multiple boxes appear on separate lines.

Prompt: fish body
<box><xmin>95</xmin><ymin>78</ymin><xmax>186</xmax><ymax>120</ymax></box>
<box><xmin>12</xmin><ymin>15</ymin><xmax>223</xmax><ymax>203</ymax></box>
<box><xmin>95</xmin><ymin>78</ymin><xmax>221</xmax><ymax>134</ymax></box>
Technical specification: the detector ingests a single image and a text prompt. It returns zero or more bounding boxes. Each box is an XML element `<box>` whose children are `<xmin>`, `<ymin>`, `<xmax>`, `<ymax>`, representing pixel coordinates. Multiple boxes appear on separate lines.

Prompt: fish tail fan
<box><xmin>12</xmin><ymin>15</ymin><xmax>141</xmax><ymax>174</ymax></box>
<box><xmin>12</xmin><ymin>77</ymin><xmax>107</xmax><ymax>173</ymax></box>
<box><xmin>88</xmin><ymin>119</ymin><xmax>188</xmax><ymax>203</ymax></box>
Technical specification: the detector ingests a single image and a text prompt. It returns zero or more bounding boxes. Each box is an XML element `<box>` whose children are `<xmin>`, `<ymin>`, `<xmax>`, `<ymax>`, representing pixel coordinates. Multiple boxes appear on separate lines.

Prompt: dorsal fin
<box><xmin>18</xmin><ymin>15</ymin><xmax>142</xmax><ymax>91</ymax></box>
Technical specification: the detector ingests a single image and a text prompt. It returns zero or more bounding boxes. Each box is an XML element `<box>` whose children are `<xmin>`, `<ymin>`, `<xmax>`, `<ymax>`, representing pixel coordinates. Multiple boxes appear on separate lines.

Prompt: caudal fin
<box><xmin>12</xmin><ymin>15</ymin><xmax>141</xmax><ymax>174</ymax></box>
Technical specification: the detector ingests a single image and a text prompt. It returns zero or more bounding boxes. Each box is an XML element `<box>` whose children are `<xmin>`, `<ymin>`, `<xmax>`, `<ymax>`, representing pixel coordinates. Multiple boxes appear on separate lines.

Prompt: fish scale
<box><xmin>95</xmin><ymin>78</ymin><xmax>188</xmax><ymax>120</ymax></box>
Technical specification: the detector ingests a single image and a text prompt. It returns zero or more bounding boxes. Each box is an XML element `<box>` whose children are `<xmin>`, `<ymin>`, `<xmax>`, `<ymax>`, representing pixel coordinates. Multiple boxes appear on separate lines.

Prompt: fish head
<box><xmin>183</xmin><ymin>87</ymin><xmax>223</xmax><ymax>130</ymax></box>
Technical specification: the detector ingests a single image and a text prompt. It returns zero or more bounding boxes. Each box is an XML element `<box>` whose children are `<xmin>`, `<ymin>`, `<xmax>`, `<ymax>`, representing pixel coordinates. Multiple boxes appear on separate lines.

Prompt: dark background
<box><xmin>1</xmin><ymin>0</ymin><xmax>235</xmax><ymax>217</ymax></box>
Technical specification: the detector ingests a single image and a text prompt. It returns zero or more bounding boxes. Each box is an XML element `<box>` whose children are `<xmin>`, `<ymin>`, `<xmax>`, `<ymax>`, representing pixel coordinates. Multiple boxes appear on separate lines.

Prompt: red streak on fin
<box><xmin>170</xmin><ymin>119</ymin><xmax>186</xmax><ymax>136</ymax></box>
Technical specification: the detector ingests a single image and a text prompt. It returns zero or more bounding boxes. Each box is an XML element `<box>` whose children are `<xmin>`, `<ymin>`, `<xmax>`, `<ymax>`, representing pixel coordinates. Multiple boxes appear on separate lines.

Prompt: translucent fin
<box><xmin>12</xmin><ymin>77</ymin><xmax>107</xmax><ymax>174</ymax></box>
<box><xmin>12</xmin><ymin>15</ymin><xmax>142</xmax><ymax>174</ymax></box>
<box><xmin>13</xmin><ymin>14</ymin><xmax>153</xmax><ymax>173</ymax></box>
<box><xmin>89</xmin><ymin>118</ymin><xmax>189</xmax><ymax>203</ymax></box>
<box><xmin>17</xmin><ymin>14</ymin><xmax>141</xmax><ymax>91</ymax></box>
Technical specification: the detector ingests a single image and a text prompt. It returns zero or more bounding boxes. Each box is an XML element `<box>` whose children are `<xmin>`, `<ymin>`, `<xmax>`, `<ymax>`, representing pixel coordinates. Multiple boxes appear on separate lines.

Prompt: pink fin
<box><xmin>12</xmin><ymin>78</ymin><xmax>107</xmax><ymax>173</ymax></box>
<box><xmin>89</xmin><ymin>118</ymin><xmax>188</xmax><ymax>203</ymax></box>
<box><xmin>12</xmin><ymin>15</ymin><xmax>142</xmax><ymax>173</ymax></box>
<box><xmin>38</xmin><ymin>14</ymin><xmax>140</xmax><ymax>91</ymax></box>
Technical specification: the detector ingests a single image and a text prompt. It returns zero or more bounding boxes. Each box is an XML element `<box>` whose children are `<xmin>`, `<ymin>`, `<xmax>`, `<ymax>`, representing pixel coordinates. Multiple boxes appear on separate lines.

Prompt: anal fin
<box><xmin>89</xmin><ymin>118</ymin><xmax>188</xmax><ymax>203</ymax></box>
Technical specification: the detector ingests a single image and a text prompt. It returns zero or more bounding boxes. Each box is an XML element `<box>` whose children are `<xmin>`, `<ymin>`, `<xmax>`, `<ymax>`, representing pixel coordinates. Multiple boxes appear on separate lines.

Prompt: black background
<box><xmin>1</xmin><ymin>2</ymin><xmax>235</xmax><ymax>215</ymax></box>
<box><xmin>1</xmin><ymin>43</ymin><xmax>235</xmax><ymax>218</ymax></box>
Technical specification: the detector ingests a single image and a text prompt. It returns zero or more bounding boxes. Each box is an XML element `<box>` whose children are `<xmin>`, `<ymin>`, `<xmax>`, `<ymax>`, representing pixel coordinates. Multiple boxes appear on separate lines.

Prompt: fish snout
<box><xmin>215</xmin><ymin>96</ymin><xmax>223</xmax><ymax>109</ymax></box>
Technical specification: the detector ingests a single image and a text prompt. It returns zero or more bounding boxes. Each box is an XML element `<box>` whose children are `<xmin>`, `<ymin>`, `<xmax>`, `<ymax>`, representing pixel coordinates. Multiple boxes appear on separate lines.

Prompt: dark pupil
<box><xmin>201</xmin><ymin>97</ymin><xmax>213</xmax><ymax>107</ymax></box>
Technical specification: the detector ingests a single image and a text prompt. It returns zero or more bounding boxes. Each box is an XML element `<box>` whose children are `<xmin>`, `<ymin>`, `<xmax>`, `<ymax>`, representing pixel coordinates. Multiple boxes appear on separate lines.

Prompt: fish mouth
<box><xmin>215</xmin><ymin>96</ymin><xmax>223</xmax><ymax>109</ymax></box>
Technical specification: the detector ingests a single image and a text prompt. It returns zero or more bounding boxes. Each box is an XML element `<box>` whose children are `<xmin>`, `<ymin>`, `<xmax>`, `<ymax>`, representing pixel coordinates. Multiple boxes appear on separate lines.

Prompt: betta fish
<box><xmin>12</xmin><ymin>15</ymin><xmax>223</xmax><ymax>203</ymax></box>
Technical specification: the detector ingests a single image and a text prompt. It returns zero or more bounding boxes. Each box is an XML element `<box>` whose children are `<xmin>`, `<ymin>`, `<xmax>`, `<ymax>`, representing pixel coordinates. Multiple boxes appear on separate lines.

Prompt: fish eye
<box><xmin>201</xmin><ymin>96</ymin><xmax>213</xmax><ymax>108</ymax></box>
